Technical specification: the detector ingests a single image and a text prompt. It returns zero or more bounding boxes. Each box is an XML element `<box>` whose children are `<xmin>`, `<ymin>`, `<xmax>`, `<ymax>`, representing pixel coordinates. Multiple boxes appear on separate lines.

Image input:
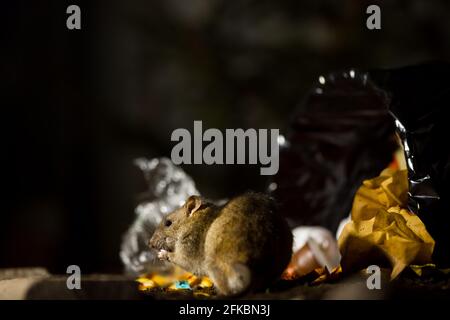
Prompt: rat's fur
<box><xmin>149</xmin><ymin>192</ymin><xmax>292</xmax><ymax>296</ymax></box>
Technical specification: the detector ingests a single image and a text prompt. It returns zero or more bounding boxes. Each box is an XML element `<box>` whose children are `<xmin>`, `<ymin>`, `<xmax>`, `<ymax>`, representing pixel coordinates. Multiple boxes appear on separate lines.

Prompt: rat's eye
<box><xmin>164</xmin><ymin>219</ymin><xmax>172</xmax><ymax>227</ymax></box>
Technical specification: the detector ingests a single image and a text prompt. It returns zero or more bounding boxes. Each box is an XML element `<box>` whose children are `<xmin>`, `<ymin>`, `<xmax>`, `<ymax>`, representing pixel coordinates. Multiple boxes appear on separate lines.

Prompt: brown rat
<box><xmin>148</xmin><ymin>192</ymin><xmax>292</xmax><ymax>296</ymax></box>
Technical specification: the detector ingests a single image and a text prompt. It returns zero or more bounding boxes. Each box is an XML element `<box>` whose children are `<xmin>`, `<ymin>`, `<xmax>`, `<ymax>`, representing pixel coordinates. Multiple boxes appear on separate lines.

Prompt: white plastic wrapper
<box><xmin>291</xmin><ymin>226</ymin><xmax>341</xmax><ymax>272</ymax></box>
<box><xmin>120</xmin><ymin>157</ymin><xmax>200</xmax><ymax>275</ymax></box>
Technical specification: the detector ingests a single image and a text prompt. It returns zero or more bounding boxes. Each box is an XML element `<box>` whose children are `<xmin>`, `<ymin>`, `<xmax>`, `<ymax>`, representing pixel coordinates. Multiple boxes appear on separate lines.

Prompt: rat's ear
<box><xmin>184</xmin><ymin>195</ymin><xmax>207</xmax><ymax>216</ymax></box>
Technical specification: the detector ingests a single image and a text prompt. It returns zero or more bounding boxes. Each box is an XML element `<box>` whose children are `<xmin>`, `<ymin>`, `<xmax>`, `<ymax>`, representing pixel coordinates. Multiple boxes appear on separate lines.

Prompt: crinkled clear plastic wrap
<box><xmin>120</xmin><ymin>157</ymin><xmax>200</xmax><ymax>275</ymax></box>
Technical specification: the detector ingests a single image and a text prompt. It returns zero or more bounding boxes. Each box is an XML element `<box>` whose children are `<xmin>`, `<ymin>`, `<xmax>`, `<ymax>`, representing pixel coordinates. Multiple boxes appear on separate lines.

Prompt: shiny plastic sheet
<box><xmin>120</xmin><ymin>157</ymin><xmax>200</xmax><ymax>275</ymax></box>
<box><xmin>371</xmin><ymin>63</ymin><xmax>450</xmax><ymax>266</ymax></box>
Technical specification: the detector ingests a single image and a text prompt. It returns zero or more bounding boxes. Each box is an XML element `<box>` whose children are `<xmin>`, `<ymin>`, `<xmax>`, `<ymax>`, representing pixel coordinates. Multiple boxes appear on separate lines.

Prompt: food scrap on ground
<box><xmin>136</xmin><ymin>266</ymin><xmax>215</xmax><ymax>298</ymax></box>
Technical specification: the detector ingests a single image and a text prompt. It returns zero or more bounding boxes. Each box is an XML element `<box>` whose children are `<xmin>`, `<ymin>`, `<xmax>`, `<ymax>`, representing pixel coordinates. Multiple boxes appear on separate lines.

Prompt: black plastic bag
<box><xmin>269</xmin><ymin>69</ymin><xmax>397</xmax><ymax>234</ymax></box>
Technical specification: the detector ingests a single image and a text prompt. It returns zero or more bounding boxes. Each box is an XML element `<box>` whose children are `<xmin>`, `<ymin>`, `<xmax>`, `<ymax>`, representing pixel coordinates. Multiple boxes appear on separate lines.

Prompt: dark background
<box><xmin>1</xmin><ymin>0</ymin><xmax>449</xmax><ymax>274</ymax></box>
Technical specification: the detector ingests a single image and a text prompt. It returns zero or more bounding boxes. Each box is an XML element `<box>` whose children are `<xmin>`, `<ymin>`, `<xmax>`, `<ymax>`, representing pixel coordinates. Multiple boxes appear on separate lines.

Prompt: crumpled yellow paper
<box><xmin>338</xmin><ymin>168</ymin><xmax>435</xmax><ymax>279</ymax></box>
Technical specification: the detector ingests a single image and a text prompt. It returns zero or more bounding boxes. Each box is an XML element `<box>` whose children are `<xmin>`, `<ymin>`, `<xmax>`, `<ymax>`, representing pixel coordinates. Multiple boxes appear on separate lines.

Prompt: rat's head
<box><xmin>148</xmin><ymin>195</ymin><xmax>214</xmax><ymax>261</ymax></box>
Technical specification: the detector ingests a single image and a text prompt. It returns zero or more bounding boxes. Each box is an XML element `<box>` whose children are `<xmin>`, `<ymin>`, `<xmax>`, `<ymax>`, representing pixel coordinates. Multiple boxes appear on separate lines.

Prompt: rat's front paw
<box><xmin>157</xmin><ymin>249</ymin><xmax>170</xmax><ymax>260</ymax></box>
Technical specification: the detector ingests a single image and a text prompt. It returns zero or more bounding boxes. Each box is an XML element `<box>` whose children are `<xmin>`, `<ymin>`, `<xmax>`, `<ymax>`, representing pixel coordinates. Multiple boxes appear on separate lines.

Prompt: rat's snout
<box><xmin>148</xmin><ymin>232</ymin><xmax>175</xmax><ymax>252</ymax></box>
<box><xmin>148</xmin><ymin>233</ymin><xmax>161</xmax><ymax>249</ymax></box>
